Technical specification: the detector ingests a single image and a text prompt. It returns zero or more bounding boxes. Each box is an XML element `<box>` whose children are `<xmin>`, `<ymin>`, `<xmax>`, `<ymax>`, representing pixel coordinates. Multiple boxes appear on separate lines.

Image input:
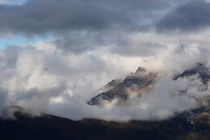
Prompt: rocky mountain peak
<box><xmin>87</xmin><ymin>66</ymin><xmax>157</xmax><ymax>106</ymax></box>
<box><xmin>173</xmin><ymin>63</ymin><xmax>210</xmax><ymax>85</ymax></box>
<box><xmin>135</xmin><ymin>67</ymin><xmax>146</xmax><ymax>74</ymax></box>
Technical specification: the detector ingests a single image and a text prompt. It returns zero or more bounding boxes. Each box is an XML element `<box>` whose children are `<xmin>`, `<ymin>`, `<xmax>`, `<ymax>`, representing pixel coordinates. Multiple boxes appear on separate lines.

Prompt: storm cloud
<box><xmin>157</xmin><ymin>0</ymin><xmax>210</xmax><ymax>32</ymax></box>
<box><xmin>0</xmin><ymin>0</ymin><xmax>186</xmax><ymax>35</ymax></box>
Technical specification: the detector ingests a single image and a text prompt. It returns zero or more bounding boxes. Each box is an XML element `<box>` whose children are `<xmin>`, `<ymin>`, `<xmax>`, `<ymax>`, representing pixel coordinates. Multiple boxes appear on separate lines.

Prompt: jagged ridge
<box><xmin>88</xmin><ymin>63</ymin><xmax>210</xmax><ymax>106</ymax></box>
<box><xmin>87</xmin><ymin>67</ymin><xmax>158</xmax><ymax>105</ymax></box>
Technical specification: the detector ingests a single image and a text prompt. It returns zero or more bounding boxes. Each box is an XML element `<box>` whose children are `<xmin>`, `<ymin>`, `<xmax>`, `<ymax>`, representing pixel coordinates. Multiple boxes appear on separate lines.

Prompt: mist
<box><xmin>0</xmin><ymin>0</ymin><xmax>210</xmax><ymax>121</ymax></box>
<box><xmin>0</xmin><ymin>31</ymin><xmax>210</xmax><ymax>121</ymax></box>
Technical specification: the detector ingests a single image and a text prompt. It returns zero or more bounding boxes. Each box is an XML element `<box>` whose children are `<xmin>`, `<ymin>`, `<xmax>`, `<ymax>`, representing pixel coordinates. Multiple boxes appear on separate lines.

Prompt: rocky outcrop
<box><xmin>87</xmin><ymin>67</ymin><xmax>158</xmax><ymax>105</ymax></box>
<box><xmin>173</xmin><ymin>63</ymin><xmax>210</xmax><ymax>86</ymax></box>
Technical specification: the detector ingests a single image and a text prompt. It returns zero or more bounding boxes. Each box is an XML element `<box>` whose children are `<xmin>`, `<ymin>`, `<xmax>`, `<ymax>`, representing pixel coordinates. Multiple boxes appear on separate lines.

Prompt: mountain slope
<box><xmin>1</xmin><ymin>64</ymin><xmax>210</xmax><ymax>140</ymax></box>
<box><xmin>88</xmin><ymin>63</ymin><xmax>210</xmax><ymax>106</ymax></box>
<box><xmin>88</xmin><ymin>67</ymin><xmax>157</xmax><ymax>105</ymax></box>
<box><xmin>0</xmin><ymin>106</ymin><xmax>209</xmax><ymax>140</ymax></box>
<box><xmin>173</xmin><ymin>63</ymin><xmax>210</xmax><ymax>86</ymax></box>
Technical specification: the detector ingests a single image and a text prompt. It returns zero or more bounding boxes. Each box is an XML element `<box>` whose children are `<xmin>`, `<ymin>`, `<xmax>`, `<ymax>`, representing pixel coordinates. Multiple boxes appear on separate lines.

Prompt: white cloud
<box><xmin>0</xmin><ymin>28</ymin><xmax>210</xmax><ymax>120</ymax></box>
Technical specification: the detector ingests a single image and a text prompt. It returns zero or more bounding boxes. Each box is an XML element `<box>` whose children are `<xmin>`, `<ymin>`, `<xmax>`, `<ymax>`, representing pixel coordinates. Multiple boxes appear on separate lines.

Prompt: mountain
<box><xmin>0</xmin><ymin>105</ymin><xmax>209</xmax><ymax>140</ymax></box>
<box><xmin>173</xmin><ymin>63</ymin><xmax>210</xmax><ymax>86</ymax></box>
<box><xmin>88</xmin><ymin>63</ymin><xmax>210</xmax><ymax>106</ymax></box>
<box><xmin>1</xmin><ymin>64</ymin><xmax>210</xmax><ymax>139</ymax></box>
<box><xmin>173</xmin><ymin>63</ymin><xmax>210</xmax><ymax>103</ymax></box>
<box><xmin>87</xmin><ymin>67</ymin><xmax>158</xmax><ymax>105</ymax></box>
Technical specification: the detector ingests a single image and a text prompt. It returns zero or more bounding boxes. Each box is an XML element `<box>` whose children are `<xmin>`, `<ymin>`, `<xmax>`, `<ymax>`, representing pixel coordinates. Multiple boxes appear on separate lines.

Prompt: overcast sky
<box><xmin>0</xmin><ymin>0</ymin><xmax>210</xmax><ymax>120</ymax></box>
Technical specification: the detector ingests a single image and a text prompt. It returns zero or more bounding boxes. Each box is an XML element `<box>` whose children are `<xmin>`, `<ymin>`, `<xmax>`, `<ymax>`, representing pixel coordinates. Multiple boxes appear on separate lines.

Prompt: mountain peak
<box><xmin>87</xmin><ymin>66</ymin><xmax>157</xmax><ymax>106</ymax></box>
<box><xmin>173</xmin><ymin>63</ymin><xmax>210</xmax><ymax>85</ymax></box>
<box><xmin>135</xmin><ymin>67</ymin><xmax>146</xmax><ymax>74</ymax></box>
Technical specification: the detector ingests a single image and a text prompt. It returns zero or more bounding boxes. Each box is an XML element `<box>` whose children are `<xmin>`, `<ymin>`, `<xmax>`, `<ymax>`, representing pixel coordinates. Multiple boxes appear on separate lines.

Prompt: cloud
<box><xmin>0</xmin><ymin>0</ymin><xmax>175</xmax><ymax>35</ymax></box>
<box><xmin>0</xmin><ymin>34</ymin><xmax>210</xmax><ymax>120</ymax></box>
<box><xmin>46</xmin><ymin>76</ymin><xmax>209</xmax><ymax>121</ymax></box>
<box><xmin>0</xmin><ymin>0</ymin><xmax>210</xmax><ymax>121</ymax></box>
<box><xmin>0</xmin><ymin>88</ymin><xmax>8</xmax><ymax>113</ymax></box>
<box><xmin>157</xmin><ymin>0</ymin><xmax>210</xmax><ymax>32</ymax></box>
<box><xmin>2</xmin><ymin>0</ymin><xmax>208</xmax><ymax>36</ymax></box>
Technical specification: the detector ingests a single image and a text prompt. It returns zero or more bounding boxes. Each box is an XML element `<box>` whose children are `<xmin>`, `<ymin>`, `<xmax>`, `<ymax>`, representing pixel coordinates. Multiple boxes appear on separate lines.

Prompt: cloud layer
<box><xmin>0</xmin><ymin>0</ymin><xmax>210</xmax><ymax>121</ymax></box>
<box><xmin>0</xmin><ymin>33</ymin><xmax>210</xmax><ymax>120</ymax></box>
<box><xmin>157</xmin><ymin>0</ymin><xmax>210</xmax><ymax>32</ymax></box>
<box><xmin>0</xmin><ymin>0</ymin><xmax>191</xmax><ymax>35</ymax></box>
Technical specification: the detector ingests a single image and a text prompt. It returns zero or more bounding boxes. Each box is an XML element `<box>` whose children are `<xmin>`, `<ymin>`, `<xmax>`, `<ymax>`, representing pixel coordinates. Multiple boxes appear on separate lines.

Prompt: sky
<box><xmin>0</xmin><ymin>37</ymin><xmax>25</xmax><ymax>49</ymax></box>
<box><xmin>0</xmin><ymin>0</ymin><xmax>26</xmax><ymax>5</ymax></box>
<box><xmin>0</xmin><ymin>0</ymin><xmax>210</xmax><ymax>121</ymax></box>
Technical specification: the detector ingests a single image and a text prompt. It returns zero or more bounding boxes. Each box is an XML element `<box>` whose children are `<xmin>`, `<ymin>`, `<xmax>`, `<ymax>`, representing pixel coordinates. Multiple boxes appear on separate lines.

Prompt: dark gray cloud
<box><xmin>2</xmin><ymin>0</ymin><xmax>208</xmax><ymax>35</ymax></box>
<box><xmin>157</xmin><ymin>0</ymin><xmax>210</xmax><ymax>32</ymax></box>
<box><xmin>51</xmin><ymin>31</ymin><xmax>167</xmax><ymax>57</ymax></box>
<box><xmin>0</xmin><ymin>0</ymin><xmax>172</xmax><ymax>35</ymax></box>
<box><xmin>0</xmin><ymin>88</ymin><xmax>8</xmax><ymax>113</ymax></box>
<box><xmin>53</xmin><ymin>32</ymin><xmax>105</xmax><ymax>53</ymax></box>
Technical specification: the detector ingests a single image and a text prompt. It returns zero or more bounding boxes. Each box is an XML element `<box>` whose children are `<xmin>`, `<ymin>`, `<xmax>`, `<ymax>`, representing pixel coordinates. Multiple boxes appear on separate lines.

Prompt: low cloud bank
<box><xmin>0</xmin><ymin>33</ymin><xmax>210</xmax><ymax>120</ymax></box>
